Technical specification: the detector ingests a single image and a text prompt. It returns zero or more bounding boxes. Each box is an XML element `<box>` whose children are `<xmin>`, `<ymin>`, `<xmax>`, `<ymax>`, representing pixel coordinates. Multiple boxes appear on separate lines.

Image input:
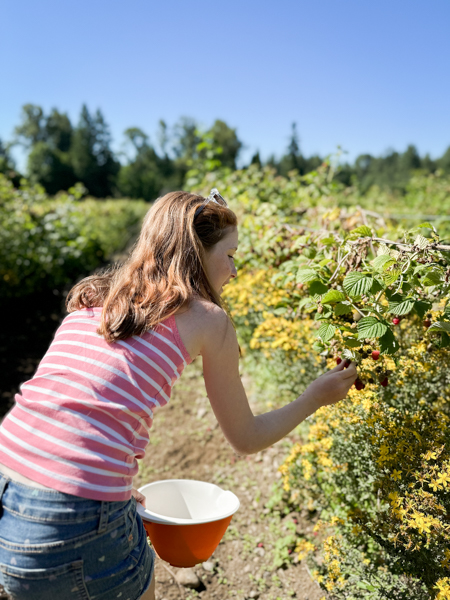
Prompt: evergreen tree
<box><xmin>399</xmin><ymin>144</ymin><xmax>421</xmax><ymax>173</ymax></box>
<box><xmin>172</xmin><ymin>117</ymin><xmax>200</xmax><ymax>161</ymax></box>
<box><xmin>71</xmin><ymin>105</ymin><xmax>119</xmax><ymax>197</ymax></box>
<box><xmin>46</xmin><ymin>109</ymin><xmax>72</xmax><ymax>152</ymax></box>
<box><xmin>250</xmin><ymin>151</ymin><xmax>262</xmax><ymax>167</ymax></box>
<box><xmin>117</xmin><ymin>127</ymin><xmax>164</xmax><ymax>201</ymax></box>
<box><xmin>27</xmin><ymin>142</ymin><xmax>76</xmax><ymax>194</ymax></box>
<box><xmin>70</xmin><ymin>105</ymin><xmax>97</xmax><ymax>185</ymax></box>
<box><xmin>278</xmin><ymin>122</ymin><xmax>311</xmax><ymax>176</ymax></box>
<box><xmin>0</xmin><ymin>138</ymin><xmax>20</xmax><ymax>185</ymax></box>
<box><xmin>157</xmin><ymin>120</ymin><xmax>169</xmax><ymax>157</ymax></box>
<box><xmin>437</xmin><ymin>146</ymin><xmax>450</xmax><ymax>173</ymax></box>
<box><xmin>14</xmin><ymin>104</ymin><xmax>76</xmax><ymax>193</ymax></box>
<box><xmin>14</xmin><ymin>104</ymin><xmax>46</xmax><ymax>147</ymax></box>
<box><xmin>304</xmin><ymin>155</ymin><xmax>322</xmax><ymax>173</ymax></box>
<box><xmin>421</xmin><ymin>153</ymin><xmax>437</xmax><ymax>173</ymax></box>
<box><xmin>288</xmin><ymin>122</ymin><xmax>300</xmax><ymax>158</ymax></box>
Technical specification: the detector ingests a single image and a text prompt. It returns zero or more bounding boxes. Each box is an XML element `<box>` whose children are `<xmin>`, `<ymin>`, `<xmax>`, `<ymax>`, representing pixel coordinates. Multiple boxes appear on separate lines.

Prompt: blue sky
<box><xmin>1</xmin><ymin>0</ymin><xmax>449</xmax><ymax>169</ymax></box>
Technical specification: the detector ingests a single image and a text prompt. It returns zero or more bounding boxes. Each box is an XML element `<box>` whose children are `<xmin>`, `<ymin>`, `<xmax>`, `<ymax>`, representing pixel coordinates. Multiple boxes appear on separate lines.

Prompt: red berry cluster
<box><xmin>336</xmin><ymin>345</ymin><xmax>389</xmax><ymax>391</ymax></box>
<box><xmin>423</xmin><ymin>313</ymin><xmax>432</xmax><ymax>328</ymax></box>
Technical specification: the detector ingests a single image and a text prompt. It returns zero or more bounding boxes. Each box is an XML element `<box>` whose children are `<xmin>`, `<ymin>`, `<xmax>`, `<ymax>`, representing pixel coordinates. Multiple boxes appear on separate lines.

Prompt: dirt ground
<box><xmin>0</xmin><ymin>293</ymin><xmax>325</xmax><ymax>600</ymax></box>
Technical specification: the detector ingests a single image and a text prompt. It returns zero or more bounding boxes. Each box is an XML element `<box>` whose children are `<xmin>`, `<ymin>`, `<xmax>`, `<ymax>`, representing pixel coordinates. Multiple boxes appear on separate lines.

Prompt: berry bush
<box><xmin>193</xmin><ymin>163</ymin><xmax>450</xmax><ymax>599</ymax></box>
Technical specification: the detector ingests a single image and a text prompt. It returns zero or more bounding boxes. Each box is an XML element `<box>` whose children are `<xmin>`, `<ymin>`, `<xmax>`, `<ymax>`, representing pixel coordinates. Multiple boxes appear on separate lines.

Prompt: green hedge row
<box><xmin>0</xmin><ymin>176</ymin><xmax>148</xmax><ymax>300</ymax></box>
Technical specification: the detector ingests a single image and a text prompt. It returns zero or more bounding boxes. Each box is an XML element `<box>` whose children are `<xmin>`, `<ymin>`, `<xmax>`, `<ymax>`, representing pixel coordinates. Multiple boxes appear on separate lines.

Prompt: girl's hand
<box><xmin>131</xmin><ymin>487</ymin><xmax>146</xmax><ymax>508</ymax></box>
<box><xmin>306</xmin><ymin>359</ymin><xmax>357</xmax><ymax>407</ymax></box>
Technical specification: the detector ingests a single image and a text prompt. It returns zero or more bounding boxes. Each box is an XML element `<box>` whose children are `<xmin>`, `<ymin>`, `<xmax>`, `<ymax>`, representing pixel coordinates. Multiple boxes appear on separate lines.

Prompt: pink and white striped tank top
<box><xmin>0</xmin><ymin>307</ymin><xmax>192</xmax><ymax>501</ymax></box>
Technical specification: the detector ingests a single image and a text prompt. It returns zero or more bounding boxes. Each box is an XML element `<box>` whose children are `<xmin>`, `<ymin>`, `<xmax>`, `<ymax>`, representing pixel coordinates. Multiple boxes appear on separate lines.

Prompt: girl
<box><xmin>0</xmin><ymin>190</ymin><xmax>357</xmax><ymax>600</ymax></box>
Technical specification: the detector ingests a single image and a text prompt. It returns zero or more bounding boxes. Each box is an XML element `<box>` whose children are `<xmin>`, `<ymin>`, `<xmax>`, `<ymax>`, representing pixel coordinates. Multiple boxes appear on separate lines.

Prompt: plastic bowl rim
<box><xmin>137</xmin><ymin>478</ymin><xmax>240</xmax><ymax>525</ymax></box>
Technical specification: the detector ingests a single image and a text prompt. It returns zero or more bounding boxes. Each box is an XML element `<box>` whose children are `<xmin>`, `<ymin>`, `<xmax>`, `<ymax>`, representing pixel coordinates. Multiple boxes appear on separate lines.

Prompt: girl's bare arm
<box><xmin>201</xmin><ymin>308</ymin><xmax>357</xmax><ymax>455</ymax></box>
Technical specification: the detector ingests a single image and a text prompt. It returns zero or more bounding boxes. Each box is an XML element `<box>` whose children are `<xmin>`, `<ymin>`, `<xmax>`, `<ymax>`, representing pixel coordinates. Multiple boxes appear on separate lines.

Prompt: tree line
<box><xmin>1</xmin><ymin>104</ymin><xmax>449</xmax><ymax>200</ymax></box>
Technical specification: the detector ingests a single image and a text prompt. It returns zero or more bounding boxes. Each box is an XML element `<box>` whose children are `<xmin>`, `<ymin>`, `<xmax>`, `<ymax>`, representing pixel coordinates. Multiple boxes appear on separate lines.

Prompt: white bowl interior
<box><xmin>137</xmin><ymin>479</ymin><xmax>240</xmax><ymax>525</ymax></box>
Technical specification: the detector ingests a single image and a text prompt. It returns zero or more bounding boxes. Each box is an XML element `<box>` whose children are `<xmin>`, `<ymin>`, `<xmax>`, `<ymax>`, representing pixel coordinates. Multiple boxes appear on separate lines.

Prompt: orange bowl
<box><xmin>137</xmin><ymin>479</ymin><xmax>240</xmax><ymax>568</ymax></box>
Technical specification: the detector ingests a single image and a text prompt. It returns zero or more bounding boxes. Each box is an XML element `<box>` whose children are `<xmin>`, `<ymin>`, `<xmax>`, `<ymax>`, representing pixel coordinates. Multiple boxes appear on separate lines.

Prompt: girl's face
<box><xmin>203</xmin><ymin>226</ymin><xmax>239</xmax><ymax>295</ymax></box>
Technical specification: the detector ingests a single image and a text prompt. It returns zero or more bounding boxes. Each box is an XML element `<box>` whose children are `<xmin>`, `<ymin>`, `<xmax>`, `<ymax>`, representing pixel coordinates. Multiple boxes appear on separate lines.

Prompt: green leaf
<box><xmin>383</xmin><ymin>268</ymin><xmax>401</xmax><ymax>286</ymax></box>
<box><xmin>318</xmin><ymin>258</ymin><xmax>332</xmax><ymax>267</ymax></box>
<box><xmin>371</xmin><ymin>255</ymin><xmax>395</xmax><ymax>271</ymax></box>
<box><xmin>344</xmin><ymin>337</ymin><xmax>362</xmax><ymax>348</ymax></box>
<box><xmin>413</xmin><ymin>264</ymin><xmax>427</xmax><ymax>275</ymax></box>
<box><xmin>292</xmin><ymin>235</ymin><xmax>309</xmax><ymax>249</ymax></box>
<box><xmin>379</xmin><ymin>327</ymin><xmax>399</xmax><ymax>355</ymax></box>
<box><xmin>418</xmin><ymin>222</ymin><xmax>435</xmax><ymax>230</ymax></box>
<box><xmin>422</xmin><ymin>270</ymin><xmax>443</xmax><ymax>286</ymax></box>
<box><xmin>315</xmin><ymin>310</ymin><xmax>332</xmax><ymax>321</ymax></box>
<box><xmin>308</xmin><ymin>280</ymin><xmax>328</xmax><ymax>295</ymax></box>
<box><xmin>283</xmin><ymin>273</ymin><xmax>295</xmax><ymax>284</ymax></box>
<box><xmin>414</xmin><ymin>234</ymin><xmax>431</xmax><ymax>249</ymax></box>
<box><xmin>428</xmin><ymin>321</ymin><xmax>450</xmax><ymax>333</ymax></box>
<box><xmin>302</xmin><ymin>247</ymin><xmax>316</xmax><ymax>259</ymax></box>
<box><xmin>321</xmin><ymin>290</ymin><xmax>346</xmax><ymax>304</ymax></box>
<box><xmin>296</xmin><ymin>268</ymin><xmax>319</xmax><ymax>284</ymax></box>
<box><xmin>334</xmin><ymin>302</ymin><xmax>353</xmax><ymax>316</ymax></box>
<box><xmin>350</xmin><ymin>225</ymin><xmax>372</xmax><ymax>237</ymax></box>
<box><xmin>297</xmin><ymin>297</ymin><xmax>311</xmax><ymax>311</ymax></box>
<box><xmin>440</xmin><ymin>333</ymin><xmax>450</xmax><ymax>348</ymax></box>
<box><xmin>377</xmin><ymin>243</ymin><xmax>390</xmax><ymax>256</ymax></box>
<box><xmin>370</xmin><ymin>277</ymin><xmax>384</xmax><ymax>293</ymax></box>
<box><xmin>388</xmin><ymin>295</ymin><xmax>415</xmax><ymax>316</ymax></box>
<box><xmin>320</xmin><ymin>236</ymin><xmax>336</xmax><ymax>246</ymax></box>
<box><xmin>356</xmin><ymin>581</ymin><xmax>376</xmax><ymax>592</ymax></box>
<box><xmin>273</xmin><ymin>307</ymin><xmax>288</xmax><ymax>315</ymax></box>
<box><xmin>317</xmin><ymin>322</ymin><xmax>336</xmax><ymax>342</ymax></box>
<box><xmin>413</xmin><ymin>300</ymin><xmax>432</xmax><ymax>319</ymax></box>
<box><xmin>357</xmin><ymin>317</ymin><xmax>388</xmax><ymax>340</ymax></box>
<box><xmin>312</xmin><ymin>342</ymin><xmax>325</xmax><ymax>353</ymax></box>
<box><xmin>343</xmin><ymin>272</ymin><xmax>374</xmax><ymax>297</ymax></box>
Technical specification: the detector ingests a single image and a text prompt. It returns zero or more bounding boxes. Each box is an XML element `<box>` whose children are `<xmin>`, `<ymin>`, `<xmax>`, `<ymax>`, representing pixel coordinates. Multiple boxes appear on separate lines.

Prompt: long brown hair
<box><xmin>66</xmin><ymin>191</ymin><xmax>238</xmax><ymax>342</ymax></box>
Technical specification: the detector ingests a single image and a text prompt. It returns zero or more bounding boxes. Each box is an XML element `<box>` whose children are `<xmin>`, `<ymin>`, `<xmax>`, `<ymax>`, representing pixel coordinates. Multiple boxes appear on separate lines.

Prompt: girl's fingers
<box><xmin>341</xmin><ymin>364</ymin><xmax>357</xmax><ymax>380</ymax></box>
<box><xmin>131</xmin><ymin>488</ymin><xmax>146</xmax><ymax>508</ymax></box>
<box><xmin>330</xmin><ymin>360</ymin><xmax>347</xmax><ymax>373</ymax></box>
<box><xmin>330</xmin><ymin>359</ymin><xmax>352</xmax><ymax>373</ymax></box>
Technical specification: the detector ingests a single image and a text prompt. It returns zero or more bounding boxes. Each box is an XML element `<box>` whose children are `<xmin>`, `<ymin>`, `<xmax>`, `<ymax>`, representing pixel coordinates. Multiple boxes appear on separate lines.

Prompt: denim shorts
<box><xmin>0</xmin><ymin>476</ymin><xmax>155</xmax><ymax>600</ymax></box>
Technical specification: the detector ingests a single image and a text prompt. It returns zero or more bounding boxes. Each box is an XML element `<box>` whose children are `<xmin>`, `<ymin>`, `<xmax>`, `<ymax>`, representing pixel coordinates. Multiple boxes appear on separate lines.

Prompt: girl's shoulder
<box><xmin>173</xmin><ymin>297</ymin><xmax>230</xmax><ymax>360</ymax></box>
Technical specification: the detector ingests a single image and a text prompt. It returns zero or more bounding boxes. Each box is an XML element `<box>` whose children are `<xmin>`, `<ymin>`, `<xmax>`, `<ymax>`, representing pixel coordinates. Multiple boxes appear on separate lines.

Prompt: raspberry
<box><xmin>423</xmin><ymin>320</ymin><xmax>431</xmax><ymax>328</ymax></box>
<box><xmin>336</xmin><ymin>357</ymin><xmax>342</xmax><ymax>365</ymax></box>
<box><xmin>257</xmin><ymin>542</ymin><xmax>264</xmax><ymax>548</ymax></box>
<box><xmin>354</xmin><ymin>378</ymin><xmax>365</xmax><ymax>390</ymax></box>
<box><xmin>371</xmin><ymin>350</ymin><xmax>380</xmax><ymax>360</ymax></box>
<box><xmin>392</xmin><ymin>317</ymin><xmax>401</xmax><ymax>325</ymax></box>
<box><xmin>380</xmin><ymin>377</ymin><xmax>388</xmax><ymax>387</ymax></box>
